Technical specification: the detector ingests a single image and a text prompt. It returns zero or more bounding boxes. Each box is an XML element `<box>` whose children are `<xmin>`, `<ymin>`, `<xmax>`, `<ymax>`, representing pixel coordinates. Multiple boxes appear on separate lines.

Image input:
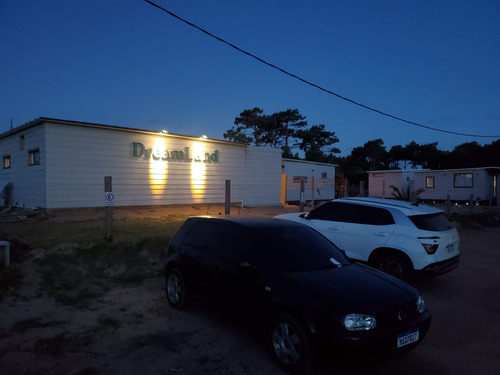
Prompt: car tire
<box><xmin>165</xmin><ymin>268</ymin><xmax>187</xmax><ymax>308</ymax></box>
<box><xmin>372</xmin><ymin>253</ymin><xmax>413</xmax><ymax>282</ymax></box>
<box><xmin>269</xmin><ymin>313</ymin><xmax>313</xmax><ymax>374</ymax></box>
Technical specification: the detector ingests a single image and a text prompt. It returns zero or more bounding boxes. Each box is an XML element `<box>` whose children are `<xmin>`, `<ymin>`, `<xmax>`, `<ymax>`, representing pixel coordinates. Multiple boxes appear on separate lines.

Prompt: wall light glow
<box><xmin>149</xmin><ymin>141</ymin><xmax>168</xmax><ymax>195</ymax></box>
<box><xmin>191</xmin><ymin>142</ymin><xmax>206</xmax><ymax>199</ymax></box>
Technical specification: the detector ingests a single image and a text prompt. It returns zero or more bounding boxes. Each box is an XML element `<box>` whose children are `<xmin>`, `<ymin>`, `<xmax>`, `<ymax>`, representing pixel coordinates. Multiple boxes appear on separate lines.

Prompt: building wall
<box><xmin>37</xmin><ymin>122</ymin><xmax>281</xmax><ymax>208</ymax></box>
<box><xmin>415</xmin><ymin>169</ymin><xmax>493</xmax><ymax>201</ymax></box>
<box><xmin>0</xmin><ymin>125</ymin><xmax>46</xmax><ymax>208</ymax></box>
<box><xmin>282</xmin><ymin>159</ymin><xmax>335</xmax><ymax>202</ymax></box>
<box><xmin>368</xmin><ymin>171</ymin><xmax>415</xmax><ymax>198</ymax></box>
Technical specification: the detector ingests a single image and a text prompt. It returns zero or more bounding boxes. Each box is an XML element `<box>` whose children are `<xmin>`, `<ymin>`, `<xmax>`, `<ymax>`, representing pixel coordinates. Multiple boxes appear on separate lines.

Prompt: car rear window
<box><xmin>409</xmin><ymin>213</ymin><xmax>454</xmax><ymax>231</ymax></box>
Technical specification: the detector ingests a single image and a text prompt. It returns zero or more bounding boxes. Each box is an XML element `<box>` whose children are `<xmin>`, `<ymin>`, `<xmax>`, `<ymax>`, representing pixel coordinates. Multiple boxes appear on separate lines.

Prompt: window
<box><xmin>28</xmin><ymin>149</ymin><xmax>40</xmax><ymax>166</ymax></box>
<box><xmin>409</xmin><ymin>213</ymin><xmax>453</xmax><ymax>231</ymax></box>
<box><xmin>184</xmin><ymin>221</ymin><xmax>225</xmax><ymax>256</ymax></box>
<box><xmin>426</xmin><ymin>176</ymin><xmax>435</xmax><ymax>188</ymax></box>
<box><xmin>308</xmin><ymin>202</ymin><xmax>351</xmax><ymax>221</ymax></box>
<box><xmin>454</xmin><ymin>173</ymin><xmax>473</xmax><ymax>188</ymax></box>
<box><xmin>293</xmin><ymin>176</ymin><xmax>308</xmax><ymax>183</ymax></box>
<box><xmin>251</xmin><ymin>226</ymin><xmax>349</xmax><ymax>272</ymax></box>
<box><xmin>2</xmin><ymin>156</ymin><xmax>10</xmax><ymax>169</ymax></box>
<box><xmin>219</xmin><ymin>225</ymin><xmax>253</xmax><ymax>264</ymax></box>
<box><xmin>345</xmin><ymin>205</ymin><xmax>395</xmax><ymax>225</ymax></box>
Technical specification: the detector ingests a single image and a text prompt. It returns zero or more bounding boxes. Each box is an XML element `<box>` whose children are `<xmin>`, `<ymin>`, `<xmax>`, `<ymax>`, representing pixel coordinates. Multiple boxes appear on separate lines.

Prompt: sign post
<box><xmin>105</xmin><ymin>176</ymin><xmax>114</xmax><ymax>242</ymax></box>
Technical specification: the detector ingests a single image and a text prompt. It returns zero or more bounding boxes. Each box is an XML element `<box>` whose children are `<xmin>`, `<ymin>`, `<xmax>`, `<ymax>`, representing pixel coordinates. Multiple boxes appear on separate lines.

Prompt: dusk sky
<box><xmin>1</xmin><ymin>0</ymin><xmax>499</xmax><ymax>155</ymax></box>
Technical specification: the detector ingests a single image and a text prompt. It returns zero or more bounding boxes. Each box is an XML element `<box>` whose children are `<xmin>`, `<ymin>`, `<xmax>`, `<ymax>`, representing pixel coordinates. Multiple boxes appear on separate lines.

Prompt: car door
<box><xmin>180</xmin><ymin>220</ymin><xmax>225</xmax><ymax>298</ymax></box>
<box><xmin>213</xmin><ymin>224</ymin><xmax>269</xmax><ymax>318</ymax></box>
<box><xmin>339</xmin><ymin>204</ymin><xmax>396</xmax><ymax>262</ymax></box>
<box><xmin>303</xmin><ymin>202</ymin><xmax>351</xmax><ymax>248</ymax></box>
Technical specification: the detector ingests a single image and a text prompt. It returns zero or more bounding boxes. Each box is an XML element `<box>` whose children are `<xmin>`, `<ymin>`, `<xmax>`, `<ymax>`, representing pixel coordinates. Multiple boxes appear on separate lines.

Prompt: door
<box><xmin>339</xmin><ymin>204</ymin><xmax>396</xmax><ymax>262</ymax></box>
<box><xmin>180</xmin><ymin>220</ymin><xmax>225</xmax><ymax>298</ymax></box>
<box><xmin>304</xmin><ymin>202</ymin><xmax>351</xmax><ymax>248</ymax></box>
<box><xmin>213</xmin><ymin>225</ymin><xmax>269</xmax><ymax>318</ymax></box>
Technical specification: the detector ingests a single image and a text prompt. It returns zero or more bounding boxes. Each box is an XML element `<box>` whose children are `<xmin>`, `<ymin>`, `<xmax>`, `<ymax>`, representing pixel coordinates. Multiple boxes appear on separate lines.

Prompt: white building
<box><xmin>415</xmin><ymin>167</ymin><xmax>499</xmax><ymax>203</ymax></box>
<box><xmin>367</xmin><ymin>169</ymin><xmax>421</xmax><ymax>198</ymax></box>
<box><xmin>0</xmin><ymin>118</ymin><xmax>283</xmax><ymax>209</ymax></box>
<box><xmin>368</xmin><ymin>167</ymin><xmax>499</xmax><ymax>204</ymax></box>
<box><xmin>281</xmin><ymin>159</ymin><xmax>336</xmax><ymax>204</ymax></box>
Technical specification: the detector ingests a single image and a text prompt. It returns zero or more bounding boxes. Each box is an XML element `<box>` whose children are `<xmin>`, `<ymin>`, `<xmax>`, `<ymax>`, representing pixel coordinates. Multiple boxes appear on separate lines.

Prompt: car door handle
<box><xmin>375</xmin><ymin>232</ymin><xmax>389</xmax><ymax>237</ymax></box>
<box><xmin>329</xmin><ymin>226</ymin><xmax>341</xmax><ymax>231</ymax></box>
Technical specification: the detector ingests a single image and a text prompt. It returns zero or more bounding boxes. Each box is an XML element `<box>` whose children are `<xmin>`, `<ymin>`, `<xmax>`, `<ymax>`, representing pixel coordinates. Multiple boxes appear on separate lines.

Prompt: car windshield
<box><xmin>251</xmin><ymin>226</ymin><xmax>351</xmax><ymax>272</ymax></box>
<box><xmin>409</xmin><ymin>213</ymin><xmax>454</xmax><ymax>231</ymax></box>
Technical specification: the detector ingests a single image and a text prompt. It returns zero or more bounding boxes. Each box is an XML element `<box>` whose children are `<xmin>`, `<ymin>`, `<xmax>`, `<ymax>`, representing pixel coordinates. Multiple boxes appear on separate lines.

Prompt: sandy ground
<box><xmin>0</xmin><ymin>205</ymin><xmax>499</xmax><ymax>374</ymax></box>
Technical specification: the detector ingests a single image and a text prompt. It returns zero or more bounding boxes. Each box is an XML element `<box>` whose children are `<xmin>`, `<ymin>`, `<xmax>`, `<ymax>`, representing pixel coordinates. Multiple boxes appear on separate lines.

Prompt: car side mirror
<box><xmin>299</xmin><ymin>213</ymin><xmax>308</xmax><ymax>219</ymax></box>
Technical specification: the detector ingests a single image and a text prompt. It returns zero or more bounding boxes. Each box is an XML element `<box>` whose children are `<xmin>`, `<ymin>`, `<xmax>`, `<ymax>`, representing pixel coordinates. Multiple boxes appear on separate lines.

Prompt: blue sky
<box><xmin>1</xmin><ymin>0</ymin><xmax>499</xmax><ymax>155</ymax></box>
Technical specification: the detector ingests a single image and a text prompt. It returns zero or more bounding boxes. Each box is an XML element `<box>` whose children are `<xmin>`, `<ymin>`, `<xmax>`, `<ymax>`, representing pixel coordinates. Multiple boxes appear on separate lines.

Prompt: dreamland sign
<box><xmin>132</xmin><ymin>142</ymin><xmax>219</xmax><ymax>163</ymax></box>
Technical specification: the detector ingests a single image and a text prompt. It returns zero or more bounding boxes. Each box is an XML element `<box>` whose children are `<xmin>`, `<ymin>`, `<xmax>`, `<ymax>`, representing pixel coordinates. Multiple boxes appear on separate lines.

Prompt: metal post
<box><xmin>446</xmin><ymin>195</ymin><xmax>451</xmax><ymax>217</ymax></box>
<box><xmin>311</xmin><ymin>176</ymin><xmax>315</xmax><ymax>207</ymax></box>
<box><xmin>299</xmin><ymin>179</ymin><xmax>305</xmax><ymax>212</ymax></box>
<box><xmin>469</xmin><ymin>193</ymin><xmax>474</xmax><ymax>216</ymax></box>
<box><xmin>105</xmin><ymin>176</ymin><xmax>113</xmax><ymax>242</ymax></box>
<box><xmin>225</xmin><ymin>180</ymin><xmax>231</xmax><ymax>215</ymax></box>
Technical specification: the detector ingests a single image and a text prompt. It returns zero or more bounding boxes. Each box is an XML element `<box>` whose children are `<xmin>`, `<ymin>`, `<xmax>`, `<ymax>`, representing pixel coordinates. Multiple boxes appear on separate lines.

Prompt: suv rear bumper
<box><xmin>421</xmin><ymin>255</ymin><xmax>460</xmax><ymax>276</ymax></box>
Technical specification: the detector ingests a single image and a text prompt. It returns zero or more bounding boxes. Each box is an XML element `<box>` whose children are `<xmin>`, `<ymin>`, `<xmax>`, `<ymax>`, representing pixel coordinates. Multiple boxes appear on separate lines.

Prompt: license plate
<box><xmin>397</xmin><ymin>329</ymin><xmax>419</xmax><ymax>348</ymax></box>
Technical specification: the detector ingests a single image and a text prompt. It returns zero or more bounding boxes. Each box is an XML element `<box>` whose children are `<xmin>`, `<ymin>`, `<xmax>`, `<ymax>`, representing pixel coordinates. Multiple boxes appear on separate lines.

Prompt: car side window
<box><xmin>219</xmin><ymin>225</ymin><xmax>253</xmax><ymax>264</ymax></box>
<box><xmin>183</xmin><ymin>221</ymin><xmax>225</xmax><ymax>256</ymax></box>
<box><xmin>345</xmin><ymin>205</ymin><xmax>395</xmax><ymax>225</ymax></box>
<box><xmin>308</xmin><ymin>202</ymin><xmax>350</xmax><ymax>221</ymax></box>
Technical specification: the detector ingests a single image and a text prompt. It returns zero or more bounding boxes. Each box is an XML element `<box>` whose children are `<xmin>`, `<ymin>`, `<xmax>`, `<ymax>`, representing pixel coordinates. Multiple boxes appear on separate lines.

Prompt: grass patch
<box><xmin>0</xmin><ymin>216</ymin><xmax>183</xmax><ymax>250</ymax></box>
<box><xmin>38</xmin><ymin>234</ymin><xmax>171</xmax><ymax>306</ymax></box>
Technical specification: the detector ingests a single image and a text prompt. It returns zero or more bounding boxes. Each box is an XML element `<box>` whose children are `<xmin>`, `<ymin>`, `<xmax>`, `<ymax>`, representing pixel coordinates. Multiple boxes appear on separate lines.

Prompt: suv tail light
<box><xmin>418</xmin><ymin>236</ymin><xmax>440</xmax><ymax>255</ymax></box>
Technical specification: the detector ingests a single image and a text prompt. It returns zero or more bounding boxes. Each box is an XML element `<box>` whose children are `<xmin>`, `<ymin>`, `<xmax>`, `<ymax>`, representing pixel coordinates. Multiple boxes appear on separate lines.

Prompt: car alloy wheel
<box><xmin>166</xmin><ymin>268</ymin><xmax>186</xmax><ymax>308</ymax></box>
<box><xmin>270</xmin><ymin>314</ymin><xmax>311</xmax><ymax>372</ymax></box>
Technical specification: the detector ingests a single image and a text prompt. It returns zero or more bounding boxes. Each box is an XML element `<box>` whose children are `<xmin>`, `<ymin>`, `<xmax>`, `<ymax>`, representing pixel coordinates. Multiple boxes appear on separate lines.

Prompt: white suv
<box><xmin>276</xmin><ymin>197</ymin><xmax>460</xmax><ymax>281</ymax></box>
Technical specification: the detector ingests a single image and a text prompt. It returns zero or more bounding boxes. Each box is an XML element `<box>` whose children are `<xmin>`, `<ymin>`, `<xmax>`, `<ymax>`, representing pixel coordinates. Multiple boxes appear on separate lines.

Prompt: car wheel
<box><xmin>270</xmin><ymin>313</ymin><xmax>312</xmax><ymax>373</ymax></box>
<box><xmin>165</xmin><ymin>268</ymin><xmax>187</xmax><ymax>308</ymax></box>
<box><xmin>372</xmin><ymin>253</ymin><xmax>412</xmax><ymax>282</ymax></box>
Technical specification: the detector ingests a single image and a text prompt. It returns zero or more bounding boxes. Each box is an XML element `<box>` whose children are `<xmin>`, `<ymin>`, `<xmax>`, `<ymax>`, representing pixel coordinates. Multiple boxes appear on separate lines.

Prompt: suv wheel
<box><xmin>165</xmin><ymin>268</ymin><xmax>187</xmax><ymax>308</ymax></box>
<box><xmin>270</xmin><ymin>313</ymin><xmax>312</xmax><ymax>373</ymax></box>
<box><xmin>372</xmin><ymin>253</ymin><xmax>412</xmax><ymax>282</ymax></box>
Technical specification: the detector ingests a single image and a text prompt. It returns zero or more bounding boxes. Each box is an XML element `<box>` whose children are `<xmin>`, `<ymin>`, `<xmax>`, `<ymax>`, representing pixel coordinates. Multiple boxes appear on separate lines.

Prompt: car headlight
<box><xmin>344</xmin><ymin>313</ymin><xmax>377</xmax><ymax>331</ymax></box>
<box><xmin>416</xmin><ymin>295</ymin><xmax>426</xmax><ymax>314</ymax></box>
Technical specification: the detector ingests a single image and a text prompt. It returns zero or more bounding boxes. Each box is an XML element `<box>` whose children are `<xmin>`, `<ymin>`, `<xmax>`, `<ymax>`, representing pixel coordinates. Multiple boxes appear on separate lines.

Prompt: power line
<box><xmin>144</xmin><ymin>0</ymin><xmax>500</xmax><ymax>138</ymax></box>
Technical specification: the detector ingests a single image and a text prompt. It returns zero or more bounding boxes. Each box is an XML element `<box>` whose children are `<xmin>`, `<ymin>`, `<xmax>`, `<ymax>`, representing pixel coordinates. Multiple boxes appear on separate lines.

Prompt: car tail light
<box><xmin>418</xmin><ymin>236</ymin><xmax>440</xmax><ymax>255</ymax></box>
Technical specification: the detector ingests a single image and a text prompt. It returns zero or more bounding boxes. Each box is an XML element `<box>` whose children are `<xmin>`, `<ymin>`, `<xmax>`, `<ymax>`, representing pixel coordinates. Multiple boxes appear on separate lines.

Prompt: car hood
<box><xmin>279</xmin><ymin>263</ymin><xmax>418</xmax><ymax>314</ymax></box>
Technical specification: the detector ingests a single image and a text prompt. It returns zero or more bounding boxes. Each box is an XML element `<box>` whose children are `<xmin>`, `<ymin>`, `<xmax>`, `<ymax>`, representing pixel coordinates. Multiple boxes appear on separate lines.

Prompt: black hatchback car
<box><xmin>164</xmin><ymin>217</ymin><xmax>431</xmax><ymax>373</ymax></box>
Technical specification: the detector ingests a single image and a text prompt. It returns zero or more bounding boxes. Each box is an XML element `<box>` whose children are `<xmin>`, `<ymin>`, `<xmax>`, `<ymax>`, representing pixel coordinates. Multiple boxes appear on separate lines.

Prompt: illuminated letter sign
<box><xmin>132</xmin><ymin>142</ymin><xmax>219</xmax><ymax>163</ymax></box>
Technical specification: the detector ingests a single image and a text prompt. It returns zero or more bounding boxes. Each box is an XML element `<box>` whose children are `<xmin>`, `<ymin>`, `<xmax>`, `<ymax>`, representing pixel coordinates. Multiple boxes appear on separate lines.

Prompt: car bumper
<box><xmin>314</xmin><ymin>310</ymin><xmax>432</xmax><ymax>357</ymax></box>
<box><xmin>421</xmin><ymin>255</ymin><xmax>460</xmax><ymax>276</ymax></box>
